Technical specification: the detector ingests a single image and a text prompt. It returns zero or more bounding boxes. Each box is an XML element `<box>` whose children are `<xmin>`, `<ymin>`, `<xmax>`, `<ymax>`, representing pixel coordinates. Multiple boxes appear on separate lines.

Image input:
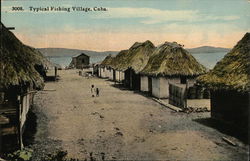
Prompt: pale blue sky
<box><xmin>2</xmin><ymin>0</ymin><xmax>250</xmax><ymax>51</ymax></box>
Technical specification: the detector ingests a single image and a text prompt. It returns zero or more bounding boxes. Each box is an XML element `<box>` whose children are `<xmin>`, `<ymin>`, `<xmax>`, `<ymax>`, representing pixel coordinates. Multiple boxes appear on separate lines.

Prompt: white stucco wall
<box><xmin>159</xmin><ymin>77</ymin><xmax>169</xmax><ymax>98</ymax></box>
<box><xmin>100</xmin><ymin>67</ymin><xmax>108</xmax><ymax>78</ymax></box>
<box><xmin>152</xmin><ymin>77</ymin><xmax>181</xmax><ymax>98</ymax></box>
<box><xmin>120</xmin><ymin>71</ymin><xmax>125</xmax><ymax>81</ymax></box>
<box><xmin>140</xmin><ymin>76</ymin><xmax>148</xmax><ymax>92</ymax></box>
<box><xmin>108</xmin><ymin>69</ymin><xmax>114</xmax><ymax>80</ymax></box>
<box><xmin>98</xmin><ymin>67</ymin><xmax>101</xmax><ymax>77</ymax></box>
<box><xmin>152</xmin><ymin>77</ymin><xmax>160</xmax><ymax>98</ymax></box>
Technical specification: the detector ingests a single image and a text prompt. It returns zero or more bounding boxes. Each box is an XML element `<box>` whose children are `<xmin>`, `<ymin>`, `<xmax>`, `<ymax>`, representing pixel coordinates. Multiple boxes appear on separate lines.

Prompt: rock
<box><xmin>115</xmin><ymin>131</ymin><xmax>123</xmax><ymax>136</ymax></box>
<box><xmin>114</xmin><ymin>127</ymin><xmax>120</xmax><ymax>131</ymax></box>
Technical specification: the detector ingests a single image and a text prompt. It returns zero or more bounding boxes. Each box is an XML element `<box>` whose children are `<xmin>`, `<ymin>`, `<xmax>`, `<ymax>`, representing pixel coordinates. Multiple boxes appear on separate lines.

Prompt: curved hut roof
<box><xmin>141</xmin><ymin>42</ymin><xmax>207</xmax><ymax>77</ymax></box>
<box><xmin>108</xmin><ymin>49</ymin><xmax>129</xmax><ymax>69</ymax></box>
<box><xmin>197</xmin><ymin>33</ymin><xmax>250</xmax><ymax>92</ymax></box>
<box><xmin>112</xmin><ymin>40</ymin><xmax>155</xmax><ymax>73</ymax></box>
<box><xmin>0</xmin><ymin>23</ymin><xmax>45</xmax><ymax>90</ymax></box>
<box><xmin>100</xmin><ymin>54</ymin><xmax>115</xmax><ymax>67</ymax></box>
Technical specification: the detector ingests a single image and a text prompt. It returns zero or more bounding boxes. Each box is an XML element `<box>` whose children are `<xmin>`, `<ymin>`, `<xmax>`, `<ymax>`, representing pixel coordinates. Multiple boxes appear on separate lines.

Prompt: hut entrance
<box><xmin>124</xmin><ymin>69</ymin><xmax>131</xmax><ymax>88</ymax></box>
<box><xmin>132</xmin><ymin>73</ymin><xmax>141</xmax><ymax>91</ymax></box>
<box><xmin>113</xmin><ymin>69</ymin><xmax>116</xmax><ymax>81</ymax></box>
<box><xmin>180</xmin><ymin>76</ymin><xmax>187</xmax><ymax>84</ymax></box>
<box><xmin>124</xmin><ymin>68</ymin><xmax>140</xmax><ymax>90</ymax></box>
<box><xmin>148</xmin><ymin>77</ymin><xmax>152</xmax><ymax>94</ymax></box>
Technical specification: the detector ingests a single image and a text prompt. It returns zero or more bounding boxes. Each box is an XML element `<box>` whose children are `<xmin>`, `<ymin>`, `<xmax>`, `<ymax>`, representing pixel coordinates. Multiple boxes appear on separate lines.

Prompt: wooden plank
<box><xmin>152</xmin><ymin>98</ymin><xmax>183</xmax><ymax>112</ymax></box>
<box><xmin>0</xmin><ymin>108</ymin><xmax>17</xmax><ymax>114</ymax></box>
<box><xmin>1</xmin><ymin>126</ymin><xmax>16</xmax><ymax>135</ymax></box>
<box><xmin>0</xmin><ymin>115</ymin><xmax>9</xmax><ymax>124</ymax></box>
<box><xmin>222</xmin><ymin>137</ymin><xmax>237</xmax><ymax>146</ymax></box>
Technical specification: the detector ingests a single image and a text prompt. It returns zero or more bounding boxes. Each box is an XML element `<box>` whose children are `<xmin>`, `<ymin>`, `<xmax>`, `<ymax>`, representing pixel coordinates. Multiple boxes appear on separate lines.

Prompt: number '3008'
<box><xmin>12</xmin><ymin>7</ymin><xmax>24</xmax><ymax>11</ymax></box>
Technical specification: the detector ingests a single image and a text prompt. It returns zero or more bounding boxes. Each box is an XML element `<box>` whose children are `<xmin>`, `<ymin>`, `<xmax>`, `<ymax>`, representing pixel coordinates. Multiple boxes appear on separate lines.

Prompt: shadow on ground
<box><xmin>23</xmin><ymin>107</ymin><xmax>37</xmax><ymax>146</ymax></box>
<box><xmin>193</xmin><ymin>118</ymin><xmax>249</xmax><ymax>144</ymax></box>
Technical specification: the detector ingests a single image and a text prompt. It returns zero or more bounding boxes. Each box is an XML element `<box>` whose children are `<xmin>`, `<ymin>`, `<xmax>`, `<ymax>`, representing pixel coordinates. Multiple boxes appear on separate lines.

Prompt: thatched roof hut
<box><xmin>100</xmin><ymin>54</ymin><xmax>115</xmax><ymax>67</ymax></box>
<box><xmin>141</xmin><ymin>42</ymin><xmax>207</xmax><ymax>77</ymax></box>
<box><xmin>109</xmin><ymin>49</ymin><xmax>129</xmax><ymax>70</ymax></box>
<box><xmin>0</xmin><ymin>22</ymin><xmax>45</xmax><ymax>91</ymax></box>
<box><xmin>197</xmin><ymin>33</ymin><xmax>250</xmax><ymax>92</ymax></box>
<box><xmin>111</xmin><ymin>40</ymin><xmax>155</xmax><ymax>72</ymax></box>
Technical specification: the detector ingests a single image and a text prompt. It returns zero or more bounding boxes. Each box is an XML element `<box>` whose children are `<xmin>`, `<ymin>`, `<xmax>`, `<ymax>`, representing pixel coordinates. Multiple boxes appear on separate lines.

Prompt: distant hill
<box><xmin>186</xmin><ymin>46</ymin><xmax>230</xmax><ymax>53</ymax></box>
<box><xmin>37</xmin><ymin>48</ymin><xmax>118</xmax><ymax>58</ymax></box>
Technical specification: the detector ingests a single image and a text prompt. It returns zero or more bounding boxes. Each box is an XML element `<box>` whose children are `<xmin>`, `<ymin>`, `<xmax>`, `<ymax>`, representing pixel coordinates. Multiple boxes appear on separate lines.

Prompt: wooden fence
<box><xmin>169</xmin><ymin>83</ymin><xmax>187</xmax><ymax>108</ymax></box>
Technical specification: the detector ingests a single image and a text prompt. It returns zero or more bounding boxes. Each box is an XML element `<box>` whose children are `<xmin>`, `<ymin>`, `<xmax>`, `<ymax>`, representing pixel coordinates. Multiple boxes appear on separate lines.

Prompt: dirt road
<box><xmin>29</xmin><ymin>69</ymin><xmax>248</xmax><ymax>160</ymax></box>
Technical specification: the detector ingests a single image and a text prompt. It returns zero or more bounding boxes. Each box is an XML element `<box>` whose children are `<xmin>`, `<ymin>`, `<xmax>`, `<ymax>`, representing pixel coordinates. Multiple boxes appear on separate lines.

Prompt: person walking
<box><xmin>91</xmin><ymin>85</ymin><xmax>95</xmax><ymax>97</ymax></box>
<box><xmin>96</xmin><ymin>88</ymin><xmax>100</xmax><ymax>97</ymax></box>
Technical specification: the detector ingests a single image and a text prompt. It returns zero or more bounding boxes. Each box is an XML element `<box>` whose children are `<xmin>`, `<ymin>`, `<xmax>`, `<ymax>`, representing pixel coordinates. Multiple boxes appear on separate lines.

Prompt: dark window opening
<box><xmin>180</xmin><ymin>77</ymin><xmax>187</xmax><ymax>84</ymax></box>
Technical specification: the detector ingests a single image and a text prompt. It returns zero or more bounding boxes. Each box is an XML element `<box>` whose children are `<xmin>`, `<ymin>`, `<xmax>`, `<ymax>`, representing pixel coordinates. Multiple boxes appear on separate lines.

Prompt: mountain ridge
<box><xmin>37</xmin><ymin>46</ymin><xmax>231</xmax><ymax>58</ymax></box>
<box><xmin>37</xmin><ymin>48</ymin><xmax>118</xmax><ymax>57</ymax></box>
<box><xmin>186</xmin><ymin>46</ymin><xmax>231</xmax><ymax>53</ymax></box>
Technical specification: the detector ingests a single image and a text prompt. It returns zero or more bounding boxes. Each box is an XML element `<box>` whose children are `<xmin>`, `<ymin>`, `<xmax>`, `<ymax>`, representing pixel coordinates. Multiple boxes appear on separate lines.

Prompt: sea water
<box><xmin>48</xmin><ymin>56</ymin><xmax>106</xmax><ymax>68</ymax></box>
<box><xmin>192</xmin><ymin>52</ymin><xmax>227</xmax><ymax>69</ymax></box>
<box><xmin>48</xmin><ymin>52</ymin><xmax>227</xmax><ymax>69</ymax></box>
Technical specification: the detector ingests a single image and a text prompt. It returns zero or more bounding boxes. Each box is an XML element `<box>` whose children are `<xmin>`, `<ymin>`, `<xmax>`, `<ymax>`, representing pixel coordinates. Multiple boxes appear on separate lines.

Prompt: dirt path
<box><xmin>30</xmin><ymin>69</ymin><xmax>248</xmax><ymax>160</ymax></box>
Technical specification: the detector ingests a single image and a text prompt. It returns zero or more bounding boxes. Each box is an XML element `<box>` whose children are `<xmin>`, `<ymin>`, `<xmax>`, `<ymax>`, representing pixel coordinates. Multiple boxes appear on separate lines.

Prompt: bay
<box><xmin>48</xmin><ymin>52</ymin><xmax>227</xmax><ymax>69</ymax></box>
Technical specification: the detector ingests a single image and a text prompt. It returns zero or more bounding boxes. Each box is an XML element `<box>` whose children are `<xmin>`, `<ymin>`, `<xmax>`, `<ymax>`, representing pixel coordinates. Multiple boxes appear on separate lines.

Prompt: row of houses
<box><xmin>95</xmin><ymin>33</ymin><xmax>249</xmax><ymax>133</ymax></box>
<box><xmin>0</xmin><ymin>23</ymin><xmax>48</xmax><ymax>152</ymax></box>
<box><xmin>96</xmin><ymin>40</ymin><xmax>207</xmax><ymax>99</ymax></box>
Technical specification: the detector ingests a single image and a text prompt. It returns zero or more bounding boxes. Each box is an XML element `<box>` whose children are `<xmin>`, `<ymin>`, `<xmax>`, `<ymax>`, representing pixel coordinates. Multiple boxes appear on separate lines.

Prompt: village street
<box><xmin>30</xmin><ymin>69</ymin><xmax>248</xmax><ymax>161</ymax></box>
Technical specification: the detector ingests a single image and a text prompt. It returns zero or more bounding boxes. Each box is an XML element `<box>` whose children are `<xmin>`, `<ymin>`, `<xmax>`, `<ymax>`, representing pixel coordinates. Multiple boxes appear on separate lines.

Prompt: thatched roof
<box><xmin>197</xmin><ymin>33</ymin><xmax>250</xmax><ymax>92</ymax></box>
<box><xmin>111</xmin><ymin>40</ymin><xmax>155</xmax><ymax>73</ymax></box>
<box><xmin>0</xmin><ymin>22</ymin><xmax>45</xmax><ymax>90</ymax></box>
<box><xmin>107</xmin><ymin>49</ymin><xmax>128</xmax><ymax>70</ymax></box>
<box><xmin>100</xmin><ymin>54</ymin><xmax>115</xmax><ymax>67</ymax></box>
<box><xmin>141</xmin><ymin>42</ymin><xmax>207</xmax><ymax>77</ymax></box>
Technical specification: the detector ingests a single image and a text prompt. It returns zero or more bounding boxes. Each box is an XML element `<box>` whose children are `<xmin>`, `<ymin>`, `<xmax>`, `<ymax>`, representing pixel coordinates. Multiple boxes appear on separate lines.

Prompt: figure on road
<box><xmin>96</xmin><ymin>88</ymin><xmax>100</xmax><ymax>97</ymax></box>
<box><xmin>91</xmin><ymin>85</ymin><xmax>95</xmax><ymax>97</ymax></box>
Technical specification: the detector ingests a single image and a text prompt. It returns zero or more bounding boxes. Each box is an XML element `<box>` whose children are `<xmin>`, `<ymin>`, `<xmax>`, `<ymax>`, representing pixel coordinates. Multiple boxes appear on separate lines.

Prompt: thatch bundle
<box><xmin>110</xmin><ymin>40</ymin><xmax>155</xmax><ymax>73</ymax></box>
<box><xmin>0</xmin><ymin>22</ymin><xmax>45</xmax><ymax>90</ymax></box>
<box><xmin>197</xmin><ymin>33</ymin><xmax>250</xmax><ymax>92</ymax></box>
<box><xmin>141</xmin><ymin>42</ymin><xmax>207</xmax><ymax>77</ymax></box>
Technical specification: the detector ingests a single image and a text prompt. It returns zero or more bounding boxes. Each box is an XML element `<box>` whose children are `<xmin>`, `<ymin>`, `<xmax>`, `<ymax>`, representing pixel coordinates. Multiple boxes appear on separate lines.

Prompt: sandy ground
<box><xmin>30</xmin><ymin>69</ymin><xmax>249</xmax><ymax>161</ymax></box>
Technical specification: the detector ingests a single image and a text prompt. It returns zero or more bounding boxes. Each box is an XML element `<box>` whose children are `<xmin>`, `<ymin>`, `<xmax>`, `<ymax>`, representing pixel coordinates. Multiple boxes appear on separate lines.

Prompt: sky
<box><xmin>1</xmin><ymin>0</ymin><xmax>250</xmax><ymax>51</ymax></box>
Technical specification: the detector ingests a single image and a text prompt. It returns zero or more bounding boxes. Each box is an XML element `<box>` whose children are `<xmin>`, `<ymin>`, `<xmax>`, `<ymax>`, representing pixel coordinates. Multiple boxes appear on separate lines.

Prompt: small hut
<box><xmin>113</xmin><ymin>40</ymin><xmax>155</xmax><ymax>90</ymax></box>
<box><xmin>109</xmin><ymin>50</ymin><xmax>129</xmax><ymax>83</ymax></box>
<box><xmin>141</xmin><ymin>42</ymin><xmax>207</xmax><ymax>98</ymax></box>
<box><xmin>69</xmin><ymin>53</ymin><xmax>90</xmax><ymax>69</ymax></box>
<box><xmin>0</xmin><ymin>23</ymin><xmax>46</xmax><ymax>151</ymax></box>
<box><xmin>197</xmin><ymin>33</ymin><xmax>250</xmax><ymax>129</ymax></box>
<box><xmin>99</xmin><ymin>55</ymin><xmax>115</xmax><ymax>79</ymax></box>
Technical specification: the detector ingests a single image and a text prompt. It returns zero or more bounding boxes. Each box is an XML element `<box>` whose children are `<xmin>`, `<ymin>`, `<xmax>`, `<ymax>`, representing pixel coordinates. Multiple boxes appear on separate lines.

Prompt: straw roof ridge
<box><xmin>0</xmin><ymin>22</ymin><xmax>45</xmax><ymax>90</ymax></box>
<box><xmin>113</xmin><ymin>40</ymin><xmax>156</xmax><ymax>72</ymax></box>
<box><xmin>197</xmin><ymin>33</ymin><xmax>250</xmax><ymax>92</ymax></box>
<box><xmin>100</xmin><ymin>54</ymin><xmax>115</xmax><ymax>67</ymax></box>
<box><xmin>141</xmin><ymin>41</ymin><xmax>207</xmax><ymax>77</ymax></box>
<box><xmin>108</xmin><ymin>49</ymin><xmax>129</xmax><ymax>70</ymax></box>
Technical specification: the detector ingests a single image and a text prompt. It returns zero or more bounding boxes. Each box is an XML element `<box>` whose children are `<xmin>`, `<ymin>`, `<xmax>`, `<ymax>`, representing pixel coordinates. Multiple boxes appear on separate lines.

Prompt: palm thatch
<box><xmin>108</xmin><ymin>49</ymin><xmax>128</xmax><ymax>70</ymax></box>
<box><xmin>141</xmin><ymin>42</ymin><xmax>207</xmax><ymax>77</ymax></box>
<box><xmin>197</xmin><ymin>33</ymin><xmax>250</xmax><ymax>92</ymax></box>
<box><xmin>100</xmin><ymin>54</ymin><xmax>115</xmax><ymax>67</ymax></box>
<box><xmin>110</xmin><ymin>40</ymin><xmax>155</xmax><ymax>73</ymax></box>
<box><xmin>0</xmin><ymin>22</ymin><xmax>45</xmax><ymax>90</ymax></box>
